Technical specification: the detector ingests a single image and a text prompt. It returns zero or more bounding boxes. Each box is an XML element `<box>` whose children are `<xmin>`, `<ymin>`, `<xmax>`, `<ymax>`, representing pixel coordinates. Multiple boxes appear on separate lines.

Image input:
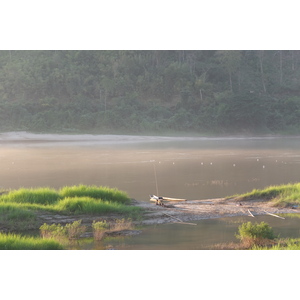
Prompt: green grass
<box><xmin>229</xmin><ymin>183</ymin><xmax>300</xmax><ymax>207</ymax></box>
<box><xmin>0</xmin><ymin>233</ymin><xmax>64</xmax><ymax>250</ymax></box>
<box><xmin>59</xmin><ymin>185</ymin><xmax>130</xmax><ymax>204</ymax></box>
<box><xmin>54</xmin><ymin>197</ymin><xmax>140</xmax><ymax>215</ymax></box>
<box><xmin>0</xmin><ymin>203</ymin><xmax>37</xmax><ymax>219</ymax></box>
<box><xmin>0</xmin><ymin>185</ymin><xmax>141</xmax><ymax>232</ymax></box>
<box><xmin>252</xmin><ymin>238</ymin><xmax>300</xmax><ymax>250</ymax></box>
<box><xmin>0</xmin><ymin>187</ymin><xmax>61</xmax><ymax>205</ymax></box>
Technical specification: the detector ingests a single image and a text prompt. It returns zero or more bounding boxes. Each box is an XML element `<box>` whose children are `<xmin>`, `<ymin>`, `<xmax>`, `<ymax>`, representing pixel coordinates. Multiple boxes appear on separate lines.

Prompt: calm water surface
<box><xmin>1</xmin><ymin>135</ymin><xmax>300</xmax><ymax>249</ymax></box>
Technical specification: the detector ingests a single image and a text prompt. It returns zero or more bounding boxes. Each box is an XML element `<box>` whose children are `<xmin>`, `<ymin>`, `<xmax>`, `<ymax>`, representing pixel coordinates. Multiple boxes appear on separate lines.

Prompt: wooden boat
<box><xmin>150</xmin><ymin>195</ymin><xmax>186</xmax><ymax>202</ymax></box>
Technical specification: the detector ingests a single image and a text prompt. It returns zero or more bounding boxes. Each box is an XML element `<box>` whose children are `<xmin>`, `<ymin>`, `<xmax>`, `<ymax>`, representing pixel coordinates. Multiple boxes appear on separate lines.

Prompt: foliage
<box><xmin>54</xmin><ymin>197</ymin><xmax>139</xmax><ymax>215</ymax></box>
<box><xmin>40</xmin><ymin>220</ymin><xmax>86</xmax><ymax>241</ymax></box>
<box><xmin>231</xmin><ymin>183</ymin><xmax>300</xmax><ymax>207</ymax></box>
<box><xmin>0</xmin><ymin>233</ymin><xmax>64</xmax><ymax>250</ymax></box>
<box><xmin>253</xmin><ymin>238</ymin><xmax>300</xmax><ymax>250</ymax></box>
<box><xmin>65</xmin><ymin>220</ymin><xmax>86</xmax><ymax>239</ymax></box>
<box><xmin>59</xmin><ymin>184</ymin><xmax>130</xmax><ymax>204</ymax></box>
<box><xmin>236</xmin><ymin>221</ymin><xmax>276</xmax><ymax>247</ymax></box>
<box><xmin>0</xmin><ymin>185</ymin><xmax>141</xmax><ymax>233</ymax></box>
<box><xmin>92</xmin><ymin>220</ymin><xmax>109</xmax><ymax>241</ymax></box>
<box><xmin>1</xmin><ymin>188</ymin><xmax>61</xmax><ymax>205</ymax></box>
<box><xmin>40</xmin><ymin>223</ymin><xmax>66</xmax><ymax>240</ymax></box>
<box><xmin>1</xmin><ymin>50</ymin><xmax>300</xmax><ymax>134</ymax></box>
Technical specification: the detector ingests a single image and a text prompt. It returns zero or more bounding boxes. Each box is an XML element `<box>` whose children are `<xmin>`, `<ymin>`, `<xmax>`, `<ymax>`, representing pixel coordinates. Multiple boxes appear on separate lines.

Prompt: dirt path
<box><xmin>133</xmin><ymin>198</ymin><xmax>300</xmax><ymax>225</ymax></box>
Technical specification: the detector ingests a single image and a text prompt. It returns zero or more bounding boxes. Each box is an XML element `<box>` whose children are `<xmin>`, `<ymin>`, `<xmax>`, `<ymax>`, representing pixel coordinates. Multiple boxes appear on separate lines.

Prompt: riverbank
<box><xmin>0</xmin><ymin>131</ymin><xmax>297</xmax><ymax>147</ymax></box>
<box><xmin>133</xmin><ymin>198</ymin><xmax>300</xmax><ymax>225</ymax></box>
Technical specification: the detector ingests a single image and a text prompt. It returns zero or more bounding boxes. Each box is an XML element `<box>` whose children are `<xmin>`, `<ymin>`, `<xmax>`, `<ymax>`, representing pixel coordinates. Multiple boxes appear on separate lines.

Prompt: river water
<box><xmin>1</xmin><ymin>133</ymin><xmax>300</xmax><ymax>249</ymax></box>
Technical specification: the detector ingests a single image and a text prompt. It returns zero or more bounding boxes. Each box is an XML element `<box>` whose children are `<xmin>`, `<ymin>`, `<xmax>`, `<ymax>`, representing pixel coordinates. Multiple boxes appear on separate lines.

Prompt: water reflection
<box><xmin>101</xmin><ymin>215</ymin><xmax>300</xmax><ymax>250</ymax></box>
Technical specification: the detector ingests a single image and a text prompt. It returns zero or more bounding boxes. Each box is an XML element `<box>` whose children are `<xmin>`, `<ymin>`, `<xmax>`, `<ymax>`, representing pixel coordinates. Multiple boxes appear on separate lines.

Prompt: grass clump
<box><xmin>230</xmin><ymin>183</ymin><xmax>300</xmax><ymax>207</ymax></box>
<box><xmin>92</xmin><ymin>220</ymin><xmax>109</xmax><ymax>241</ymax></box>
<box><xmin>0</xmin><ymin>233</ymin><xmax>64</xmax><ymax>250</ymax></box>
<box><xmin>54</xmin><ymin>197</ymin><xmax>140</xmax><ymax>215</ymax></box>
<box><xmin>1</xmin><ymin>187</ymin><xmax>60</xmax><ymax>205</ymax></box>
<box><xmin>253</xmin><ymin>238</ymin><xmax>300</xmax><ymax>250</ymax></box>
<box><xmin>0</xmin><ymin>203</ymin><xmax>37</xmax><ymax>230</ymax></box>
<box><xmin>236</xmin><ymin>221</ymin><xmax>276</xmax><ymax>247</ymax></box>
<box><xmin>59</xmin><ymin>185</ymin><xmax>130</xmax><ymax>204</ymax></box>
<box><xmin>0</xmin><ymin>203</ymin><xmax>36</xmax><ymax>220</ymax></box>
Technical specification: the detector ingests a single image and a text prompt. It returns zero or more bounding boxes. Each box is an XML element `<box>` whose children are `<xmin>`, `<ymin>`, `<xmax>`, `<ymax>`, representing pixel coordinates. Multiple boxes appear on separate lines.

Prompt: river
<box><xmin>1</xmin><ymin>132</ymin><xmax>300</xmax><ymax>249</ymax></box>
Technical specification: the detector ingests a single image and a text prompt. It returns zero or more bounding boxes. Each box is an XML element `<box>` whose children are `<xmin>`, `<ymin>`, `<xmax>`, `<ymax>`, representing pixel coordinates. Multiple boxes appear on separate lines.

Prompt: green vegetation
<box><xmin>0</xmin><ymin>187</ymin><xmax>60</xmax><ymax>205</ymax></box>
<box><xmin>59</xmin><ymin>185</ymin><xmax>130</xmax><ymax>204</ymax></box>
<box><xmin>230</xmin><ymin>182</ymin><xmax>300</xmax><ymax>207</ymax></box>
<box><xmin>236</xmin><ymin>221</ymin><xmax>276</xmax><ymax>247</ymax></box>
<box><xmin>0</xmin><ymin>185</ymin><xmax>140</xmax><ymax>249</ymax></box>
<box><xmin>92</xmin><ymin>220</ymin><xmax>109</xmax><ymax>241</ymax></box>
<box><xmin>253</xmin><ymin>238</ymin><xmax>300</xmax><ymax>250</ymax></box>
<box><xmin>0</xmin><ymin>233</ymin><xmax>64</xmax><ymax>250</ymax></box>
<box><xmin>54</xmin><ymin>197</ymin><xmax>137</xmax><ymax>214</ymax></box>
<box><xmin>0</xmin><ymin>185</ymin><xmax>141</xmax><ymax>232</ymax></box>
<box><xmin>1</xmin><ymin>50</ymin><xmax>300</xmax><ymax>134</ymax></box>
<box><xmin>39</xmin><ymin>218</ymin><xmax>133</xmax><ymax>246</ymax></box>
<box><xmin>0</xmin><ymin>185</ymin><xmax>138</xmax><ymax>214</ymax></box>
<box><xmin>214</xmin><ymin>220</ymin><xmax>300</xmax><ymax>250</ymax></box>
<box><xmin>40</xmin><ymin>220</ymin><xmax>86</xmax><ymax>242</ymax></box>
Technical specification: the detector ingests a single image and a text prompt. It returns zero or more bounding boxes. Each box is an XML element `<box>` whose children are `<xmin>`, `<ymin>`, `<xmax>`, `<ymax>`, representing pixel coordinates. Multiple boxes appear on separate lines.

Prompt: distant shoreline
<box><xmin>0</xmin><ymin>131</ymin><xmax>298</xmax><ymax>146</ymax></box>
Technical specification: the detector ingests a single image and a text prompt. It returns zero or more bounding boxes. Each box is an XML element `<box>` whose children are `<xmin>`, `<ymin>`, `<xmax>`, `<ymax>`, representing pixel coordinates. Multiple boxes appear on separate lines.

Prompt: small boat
<box><xmin>150</xmin><ymin>195</ymin><xmax>186</xmax><ymax>202</ymax></box>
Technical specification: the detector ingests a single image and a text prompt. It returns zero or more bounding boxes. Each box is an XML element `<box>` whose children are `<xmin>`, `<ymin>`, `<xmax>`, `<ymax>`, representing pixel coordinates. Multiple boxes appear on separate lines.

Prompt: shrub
<box><xmin>110</xmin><ymin>218</ymin><xmax>133</xmax><ymax>232</ymax></box>
<box><xmin>92</xmin><ymin>220</ymin><xmax>109</xmax><ymax>241</ymax></box>
<box><xmin>65</xmin><ymin>220</ymin><xmax>86</xmax><ymax>239</ymax></box>
<box><xmin>40</xmin><ymin>220</ymin><xmax>86</xmax><ymax>241</ymax></box>
<box><xmin>40</xmin><ymin>223</ymin><xmax>66</xmax><ymax>241</ymax></box>
<box><xmin>236</xmin><ymin>221</ymin><xmax>276</xmax><ymax>247</ymax></box>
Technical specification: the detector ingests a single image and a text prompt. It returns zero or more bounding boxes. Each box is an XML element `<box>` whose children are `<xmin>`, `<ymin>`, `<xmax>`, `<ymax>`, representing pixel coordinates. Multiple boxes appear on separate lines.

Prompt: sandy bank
<box><xmin>133</xmin><ymin>198</ymin><xmax>300</xmax><ymax>225</ymax></box>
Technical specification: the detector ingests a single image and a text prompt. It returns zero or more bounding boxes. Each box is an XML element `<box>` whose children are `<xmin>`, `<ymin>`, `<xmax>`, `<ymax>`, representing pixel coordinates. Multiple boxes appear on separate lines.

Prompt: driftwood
<box><xmin>263</xmin><ymin>210</ymin><xmax>285</xmax><ymax>219</ymax></box>
<box><xmin>248</xmin><ymin>209</ymin><xmax>255</xmax><ymax>218</ymax></box>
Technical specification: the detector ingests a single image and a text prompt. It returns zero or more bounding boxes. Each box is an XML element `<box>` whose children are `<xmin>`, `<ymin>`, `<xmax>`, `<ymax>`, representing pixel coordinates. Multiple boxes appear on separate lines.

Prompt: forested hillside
<box><xmin>1</xmin><ymin>50</ymin><xmax>300</xmax><ymax>134</ymax></box>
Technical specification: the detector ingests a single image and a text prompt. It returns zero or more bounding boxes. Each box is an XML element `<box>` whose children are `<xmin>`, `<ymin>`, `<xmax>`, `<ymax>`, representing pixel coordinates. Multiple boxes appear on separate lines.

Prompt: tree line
<box><xmin>1</xmin><ymin>50</ymin><xmax>300</xmax><ymax>134</ymax></box>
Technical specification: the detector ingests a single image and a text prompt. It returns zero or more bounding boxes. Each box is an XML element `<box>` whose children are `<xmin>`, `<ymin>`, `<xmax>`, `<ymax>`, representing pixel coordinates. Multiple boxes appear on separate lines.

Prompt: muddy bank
<box><xmin>132</xmin><ymin>198</ymin><xmax>300</xmax><ymax>225</ymax></box>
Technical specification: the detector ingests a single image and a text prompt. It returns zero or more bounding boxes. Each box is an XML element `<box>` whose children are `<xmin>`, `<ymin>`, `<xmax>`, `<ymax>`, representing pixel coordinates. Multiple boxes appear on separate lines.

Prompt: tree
<box><xmin>216</xmin><ymin>50</ymin><xmax>242</xmax><ymax>92</ymax></box>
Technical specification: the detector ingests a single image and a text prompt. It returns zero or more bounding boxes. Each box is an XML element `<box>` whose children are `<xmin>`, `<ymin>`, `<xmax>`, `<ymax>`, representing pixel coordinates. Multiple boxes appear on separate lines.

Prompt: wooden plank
<box><xmin>162</xmin><ymin>197</ymin><xmax>186</xmax><ymax>201</ymax></box>
<box><xmin>263</xmin><ymin>210</ymin><xmax>285</xmax><ymax>219</ymax></box>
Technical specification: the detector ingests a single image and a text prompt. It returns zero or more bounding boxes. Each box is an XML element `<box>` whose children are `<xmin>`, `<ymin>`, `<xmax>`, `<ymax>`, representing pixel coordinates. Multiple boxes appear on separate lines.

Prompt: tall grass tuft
<box><xmin>1</xmin><ymin>187</ymin><xmax>61</xmax><ymax>205</ymax></box>
<box><xmin>54</xmin><ymin>197</ymin><xmax>139</xmax><ymax>215</ymax></box>
<box><xmin>231</xmin><ymin>183</ymin><xmax>300</xmax><ymax>207</ymax></box>
<box><xmin>0</xmin><ymin>233</ymin><xmax>64</xmax><ymax>250</ymax></box>
<box><xmin>59</xmin><ymin>185</ymin><xmax>130</xmax><ymax>204</ymax></box>
<box><xmin>0</xmin><ymin>203</ymin><xmax>36</xmax><ymax>220</ymax></box>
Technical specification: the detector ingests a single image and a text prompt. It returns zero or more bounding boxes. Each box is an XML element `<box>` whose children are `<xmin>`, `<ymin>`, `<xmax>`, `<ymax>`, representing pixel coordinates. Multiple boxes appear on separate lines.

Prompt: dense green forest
<box><xmin>1</xmin><ymin>50</ymin><xmax>300</xmax><ymax>135</ymax></box>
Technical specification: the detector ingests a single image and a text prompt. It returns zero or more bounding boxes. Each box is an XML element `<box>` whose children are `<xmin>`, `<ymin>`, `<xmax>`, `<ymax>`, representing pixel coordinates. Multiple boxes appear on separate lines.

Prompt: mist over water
<box><xmin>1</xmin><ymin>134</ymin><xmax>300</xmax><ymax>202</ymax></box>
